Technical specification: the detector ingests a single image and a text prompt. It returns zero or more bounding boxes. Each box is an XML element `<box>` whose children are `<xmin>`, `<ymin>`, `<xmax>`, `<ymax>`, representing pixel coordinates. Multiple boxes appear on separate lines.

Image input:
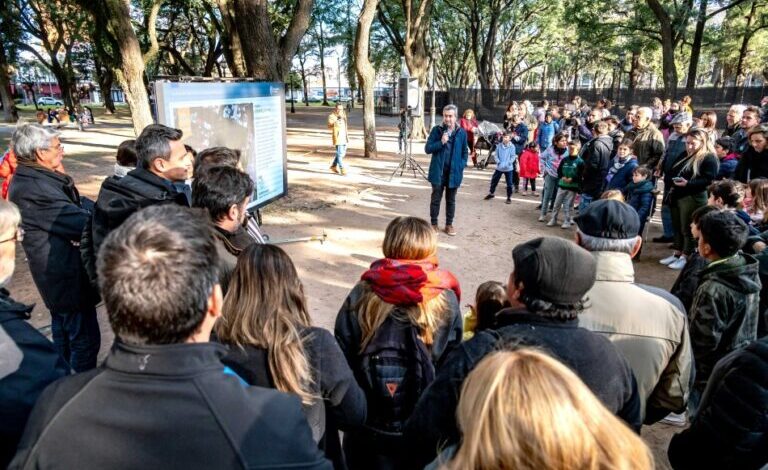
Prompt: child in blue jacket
<box><xmin>536</xmin><ymin>113</ymin><xmax>559</xmax><ymax>151</ymax></box>
<box><xmin>626</xmin><ymin>166</ymin><xmax>655</xmax><ymax>236</ymax></box>
<box><xmin>484</xmin><ymin>132</ymin><xmax>517</xmax><ymax>204</ymax></box>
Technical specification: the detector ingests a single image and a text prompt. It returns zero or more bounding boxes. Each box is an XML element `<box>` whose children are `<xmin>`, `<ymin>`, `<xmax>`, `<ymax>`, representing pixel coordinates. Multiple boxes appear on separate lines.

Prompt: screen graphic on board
<box><xmin>154</xmin><ymin>81</ymin><xmax>287</xmax><ymax>209</ymax></box>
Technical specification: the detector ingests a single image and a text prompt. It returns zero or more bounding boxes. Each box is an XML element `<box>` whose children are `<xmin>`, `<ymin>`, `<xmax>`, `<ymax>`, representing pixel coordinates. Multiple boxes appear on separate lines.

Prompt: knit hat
<box><xmin>670</xmin><ymin>112</ymin><xmax>692</xmax><ymax>125</ymax></box>
<box><xmin>512</xmin><ymin>237</ymin><xmax>596</xmax><ymax>305</ymax></box>
<box><xmin>575</xmin><ymin>199</ymin><xmax>641</xmax><ymax>239</ymax></box>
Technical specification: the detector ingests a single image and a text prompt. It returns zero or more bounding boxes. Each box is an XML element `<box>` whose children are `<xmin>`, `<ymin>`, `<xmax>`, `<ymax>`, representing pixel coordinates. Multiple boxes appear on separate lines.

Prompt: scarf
<box><xmin>607</xmin><ymin>155</ymin><xmax>632</xmax><ymax>182</ymax></box>
<box><xmin>361</xmin><ymin>256</ymin><xmax>461</xmax><ymax>305</ymax></box>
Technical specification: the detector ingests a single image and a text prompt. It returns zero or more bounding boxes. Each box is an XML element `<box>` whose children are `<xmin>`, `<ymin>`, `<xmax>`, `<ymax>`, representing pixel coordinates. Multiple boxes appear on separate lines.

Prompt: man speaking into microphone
<box><xmin>425</xmin><ymin>104</ymin><xmax>468</xmax><ymax>236</ymax></box>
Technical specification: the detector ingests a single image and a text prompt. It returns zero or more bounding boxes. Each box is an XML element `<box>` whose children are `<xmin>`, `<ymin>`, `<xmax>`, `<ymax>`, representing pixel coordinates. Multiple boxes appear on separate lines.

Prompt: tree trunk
<box><xmin>540</xmin><ymin>63</ymin><xmax>547</xmax><ymax>95</ymax></box>
<box><xmin>103</xmin><ymin>0</ymin><xmax>154</xmax><ymax>135</ymax></box>
<box><xmin>318</xmin><ymin>24</ymin><xmax>330</xmax><ymax>106</ymax></box>
<box><xmin>685</xmin><ymin>0</ymin><xmax>708</xmax><ymax>93</ymax></box>
<box><xmin>402</xmin><ymin>0</ymin><xmax>434</xmax><ymax>139</ymax></box>
<box><xmin>355</xmin><ymin>0</ymin><xmax>378</xmax><ymax>158</ymax></box>
<box><xmin>733</xmin><ymin>0</ymin><xmax>757</xmax><ymax>102</ymax></box>
<box><xmin>646</xmin><ymin>0</ymin><xmax>678</xmax><ymax>97</ymax></box>
<box><xmin>0</xmin><ymin>46</ymin><xmax>18</xmax><ymax>123</ymax></box>
<box><xmin>216</xmin><ymin>0</ymin><xmax>247</xmax><ymax>76</ymax></box>
<box><xmin>626</xmin><ymin>49</ymin><xmax>641</xmax><ymax>109</ymax></box>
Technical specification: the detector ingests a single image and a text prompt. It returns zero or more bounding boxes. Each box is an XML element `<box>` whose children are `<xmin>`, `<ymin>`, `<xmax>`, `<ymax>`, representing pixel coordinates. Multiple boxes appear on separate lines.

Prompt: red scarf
<box><xmin>361</xmin><ymin>256</ymin><xmax>461</xmax><ymax>305</ymax></box>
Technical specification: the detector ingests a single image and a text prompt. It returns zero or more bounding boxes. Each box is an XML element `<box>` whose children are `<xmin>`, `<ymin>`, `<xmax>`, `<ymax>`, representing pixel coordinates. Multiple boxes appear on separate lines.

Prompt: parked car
<box><xmin>37</xmin><ymin>97</ymin><xmax>63</xmax><ymax>106</ymax></box>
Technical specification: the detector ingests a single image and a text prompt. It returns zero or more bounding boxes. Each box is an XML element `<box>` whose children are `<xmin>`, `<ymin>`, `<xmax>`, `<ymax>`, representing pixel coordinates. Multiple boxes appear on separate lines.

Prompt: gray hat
<box><xmin>512</xmin><ymin>237</ymin><xmax>597</xmax><ymax>305</ymax></box>
<box><xmin>670</xmin><ymin>112</ymin><xmax>692</xmax><ymax>125</ymax></box>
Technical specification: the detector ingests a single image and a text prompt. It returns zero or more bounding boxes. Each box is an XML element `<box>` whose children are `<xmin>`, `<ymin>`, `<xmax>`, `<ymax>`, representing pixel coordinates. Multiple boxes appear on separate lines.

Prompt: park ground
<box><xmin>1</xmin><ymin>105</ymin><xmax>682</xmax><ymax>468</ymax></box>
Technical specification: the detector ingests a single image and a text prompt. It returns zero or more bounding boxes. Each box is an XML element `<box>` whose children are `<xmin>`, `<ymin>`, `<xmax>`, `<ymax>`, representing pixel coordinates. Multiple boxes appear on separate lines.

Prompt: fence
<box><xmin>420</xmin><ymin>86</ymin><xmax>767</xmax><ymax>122</ymax></box>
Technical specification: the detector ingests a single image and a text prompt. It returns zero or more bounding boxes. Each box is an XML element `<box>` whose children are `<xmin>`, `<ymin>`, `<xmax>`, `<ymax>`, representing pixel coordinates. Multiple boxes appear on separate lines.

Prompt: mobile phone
<box><xmin>672</xmin><ymin>177</ymin><xmax>684</xmax><ymax>182</ymax></box>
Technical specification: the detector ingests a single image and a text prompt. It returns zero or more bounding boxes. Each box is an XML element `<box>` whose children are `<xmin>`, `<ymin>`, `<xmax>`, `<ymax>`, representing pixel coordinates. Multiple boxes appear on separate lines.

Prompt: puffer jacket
<box><xmin>735</xmin><ymin>146</ymin><xmax>768</xmax><ymax>183</ymax></box>
<box><xmin>327</xmin><ymin>112</ymin><xmax>349</xmax><ymax>146</ymax></box>
<box><xmin>689</xmin><ymin>253</ymin><xmax>761</xmax><ymax>391</ymax></box>
<box><xmin>626</xmin><ymin>180</ymin><xmax>655</xmax><ymax>224</ymax></box>
<box><xmin>668</xmin><ymin>336</ymin><xmax>768</xmax><ymax>470</ymax></box>
<box><xmin>631</xmin><ymin>123</ymin><xmax>665</xmax><ymax>169</ymax></box>
<box><xmin>579</xmin><ymin>135</ymin><xmax>614</xmax><ymax>198</ymax></box>
<box><xmin>578</xmin><ymin>252</ymin><xmax>692</xmax><ymax>422</ymax></box>
<box><xmin>716</xmin><ymin>153</ymin><xmax>739</xmax><ymax>180</ymax></box>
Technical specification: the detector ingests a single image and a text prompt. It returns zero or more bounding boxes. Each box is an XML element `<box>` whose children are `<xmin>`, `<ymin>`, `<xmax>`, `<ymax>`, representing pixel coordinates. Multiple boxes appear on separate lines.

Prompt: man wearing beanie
<box><xmin>404</xmin><ymin>237</ymin><xmax>641</xmax><ymax>469</ymax></box>
<box><xmin>575</xmin><ymin>199</ymin><xmax>693</xmax><ymax>426</ymax></box>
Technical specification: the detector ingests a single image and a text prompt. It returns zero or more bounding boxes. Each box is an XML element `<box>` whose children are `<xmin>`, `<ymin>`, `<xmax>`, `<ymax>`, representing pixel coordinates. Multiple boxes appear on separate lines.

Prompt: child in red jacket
<box><xmin>518</xmin><ymin>142</ymin><xmax>540</xmax><ymax>196</ymax></box>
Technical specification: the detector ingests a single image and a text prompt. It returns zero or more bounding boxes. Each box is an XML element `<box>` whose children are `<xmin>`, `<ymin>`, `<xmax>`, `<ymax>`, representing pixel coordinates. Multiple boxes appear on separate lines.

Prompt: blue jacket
<box><xmin>716</xmin><ymin>154</ymin><xmax>739</xmax><ymax>180</ymax></box>
<box><xmin>426</xmin><ymin>125</ymin><xmax>468</xmax><ymax>188</ymax></box>
<box><xmin>606</xmin><ymin>157</ymin><xmax>638</xmax><ymax>191</ymax></box>
<box><xmin>537</xmin><ymin>121</ymin><xmax>559</xmax><ymax>150</ymax></box>
<box><xmin>494</xmin><ymin>143</ymin><xmax>517</xmax><ymax>172</ymax></box>
<box><xmin>510</xmin><ymin>123</ymin><xmax>529</xmax><ymax>155</ymax></box>
<box><xmin>626</xmin><ymin>180</ymin><xmax>655</xmax><ymax>224</ymax></box>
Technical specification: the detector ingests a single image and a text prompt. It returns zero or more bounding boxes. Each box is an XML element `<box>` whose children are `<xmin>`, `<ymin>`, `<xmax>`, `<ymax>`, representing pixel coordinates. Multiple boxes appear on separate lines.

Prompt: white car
<box><xmin>37</xmin><ymin>97</ymin><xmax>63</xmax><ymax>106</ymax></box>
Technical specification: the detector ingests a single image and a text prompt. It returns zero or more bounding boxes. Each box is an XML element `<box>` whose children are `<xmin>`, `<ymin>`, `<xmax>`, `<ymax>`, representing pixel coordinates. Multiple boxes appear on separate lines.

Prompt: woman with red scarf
<box><xmin>459</xmin><ymin>109</ymin><xmax>479</xmax><ymax>168</ymax></box>
<box><xmin>335</xmin><ymin>216</ymin><xmax>463</xmax><ymax>470</ymax></box>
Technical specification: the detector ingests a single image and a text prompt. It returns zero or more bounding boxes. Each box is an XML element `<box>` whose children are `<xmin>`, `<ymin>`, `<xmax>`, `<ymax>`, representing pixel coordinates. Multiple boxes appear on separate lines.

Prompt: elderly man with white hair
<box><xmin>724</xmin><ymin>104</ymin><xmax>746</xmax><ymax>137</ymax></box>
<box><xmin>631</xmin><ymin>106</ymin><xmax>665</xmax><ymax>169</ymax></box>
<box><xmin>8</xmin><ymin>124</ymin><xmax>100</xmax><ymax>372</ymax></box>
<box><xmin>574</xmin><ymin>199</ymin><xmax>693</xmax><ymax>426</ymax></box>
<box><xmin>0</xmin><ymin>199</ymin><xmax>69</xmax><ymax>467</ymax></box>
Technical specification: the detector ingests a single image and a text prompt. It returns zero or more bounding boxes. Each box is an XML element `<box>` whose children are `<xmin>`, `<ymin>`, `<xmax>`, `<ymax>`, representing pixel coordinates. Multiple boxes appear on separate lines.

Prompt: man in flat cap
<box><xmin>575</xmin><ymin>199</ymin><xmax>693</xmax><ymax>426</ymax></box>
<box><xmin>403</xmin><ymin>236</ymin><xmax>641</xmax><ymax>469</ymax></box>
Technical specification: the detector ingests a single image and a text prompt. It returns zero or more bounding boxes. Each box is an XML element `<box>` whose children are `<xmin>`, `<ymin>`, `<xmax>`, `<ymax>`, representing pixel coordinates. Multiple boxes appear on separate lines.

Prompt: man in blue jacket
<box><xmin>425</xmin><ymin>104</ymin><xmax>468</xmax><ymax>236</ymax></box>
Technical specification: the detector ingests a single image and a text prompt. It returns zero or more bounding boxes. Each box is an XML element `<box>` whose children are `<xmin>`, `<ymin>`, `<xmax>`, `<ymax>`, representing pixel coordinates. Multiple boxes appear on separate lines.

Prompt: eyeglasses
<box><xmin>45</xmin><ymin>144</ymin><xmax>64</xmax><ymax>152</ymax></box>
<box><xmin>0</xmin><ymin>227</ymin><xmax>24</xmax><ymax>244</ymax></box>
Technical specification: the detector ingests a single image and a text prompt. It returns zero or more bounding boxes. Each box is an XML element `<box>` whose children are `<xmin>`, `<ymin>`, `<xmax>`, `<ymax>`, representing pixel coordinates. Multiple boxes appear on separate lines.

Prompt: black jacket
<box><xmin>403</xmin><ymin>309</ymin><xmax>642</xmax><ymax>469</ymax></box>
<box><xmin>221</xmin><ymin>327</ymin><xmax>366</xmax><ymax>469</ymax></box>
<box><xmin>735</xmin><ymin>147</ymin><xmax>768</xmax><ymax>183</ymax></box>
<box><xmin>8</xmin><ymin>164</ymin><xmax>98</xmax><ymax>311</ymax></box>
<box><xmin>213</xmin><ymin>225</ymin><xmax>255</xmax><ymax>295</ymax></box>
<box><xmin>0</xmin><ymin>289</ymin><xmax>69</xmax><ymax>468</ymax></box>
<box><xmin>10</xmin><ymin>341</ymin><xmax>331</xmax><ymax>470</ymax></box>
<box><xmin>579</xmin><ymin>135</ymin><xmax>614</xmax><ymax>197</ymax></box>
<box><xmin>668</xmin><ymin>153</ymin><xmax>719</xmax><ymax>202</ymax></box>
<box><xmin>82</xmin><ymin>168</ymin><xmax>190</xmax><ymax>287</ymax></box>
<box><xmin>690</xmin><ymin>253</ymin><xmax>761</xmax><ymax>391</ymax></box>
<box><xmin>670</xmin><ymin>252</ymin><xmax>709</xmax><ymax>315</ymax></box>
<box><xmin>668</xmin><ymin>337</ymin><xmax>768</xmax><ymax>470</ymax></box>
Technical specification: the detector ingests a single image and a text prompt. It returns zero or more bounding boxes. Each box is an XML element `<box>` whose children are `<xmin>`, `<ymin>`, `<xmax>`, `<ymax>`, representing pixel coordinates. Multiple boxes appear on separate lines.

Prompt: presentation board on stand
<box><xmin>153</xmin><ymin>80</ymin><xmax>287</xmax><ymax>209</ymax></box>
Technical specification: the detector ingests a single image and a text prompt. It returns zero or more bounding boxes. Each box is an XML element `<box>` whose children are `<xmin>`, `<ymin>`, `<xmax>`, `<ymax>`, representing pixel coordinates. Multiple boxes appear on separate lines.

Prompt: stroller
<box><xmin>474</xmin><ymin>121</ymin><xmax>504</xmax><ymax>170</ymax></box>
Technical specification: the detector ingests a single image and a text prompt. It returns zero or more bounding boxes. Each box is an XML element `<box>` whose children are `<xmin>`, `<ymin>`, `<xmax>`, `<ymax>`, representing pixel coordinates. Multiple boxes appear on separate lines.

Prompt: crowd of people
<box><xmin>0</xmin><ymin>91</ymin><xmax>767</xmax><ymax>470</ymax></box>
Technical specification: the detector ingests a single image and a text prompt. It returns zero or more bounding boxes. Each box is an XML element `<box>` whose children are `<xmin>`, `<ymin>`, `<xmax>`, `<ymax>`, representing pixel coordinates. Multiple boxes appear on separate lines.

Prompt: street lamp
<box><xmin>429</xmin><ymin>62</ymin><xmax>436</xmax><ymax>130</ymax></box>
<box><xmin>289</xmin><ymin>67</ymin><xmax>296</xmax><ymax>114</ymax></box>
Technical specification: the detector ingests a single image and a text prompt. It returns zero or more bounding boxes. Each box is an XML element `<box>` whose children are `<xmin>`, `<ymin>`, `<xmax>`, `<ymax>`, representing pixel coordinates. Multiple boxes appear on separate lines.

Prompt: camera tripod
<box><xmin>389</xmin><ymin>114</ymin><xmax>428</xmax><ymax>181</ymax></box>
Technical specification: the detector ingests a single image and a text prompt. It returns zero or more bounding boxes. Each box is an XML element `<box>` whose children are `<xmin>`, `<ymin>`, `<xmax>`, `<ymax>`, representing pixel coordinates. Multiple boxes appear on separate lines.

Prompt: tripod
<box><xmin>389</xmin><ymin>113</ymin><xmax>428</xmax><ymax>181</ymax></box>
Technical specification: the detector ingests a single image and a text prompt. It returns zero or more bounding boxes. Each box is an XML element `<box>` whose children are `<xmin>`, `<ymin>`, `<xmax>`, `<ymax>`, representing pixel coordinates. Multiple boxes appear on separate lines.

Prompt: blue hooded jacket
<box><xmin>494</xmin><ymin>142</ymin><xmax>517</xmax><ymax>172</ymax></box>
<box><xmin>425</xmin><ymin>125</ymin><xmax>468</xmax><ymax>188</ymax></box>
<box><xmin>537</xmin><ymin>120</ymin><xmax>559</xmax><ymax>151</ymax></box>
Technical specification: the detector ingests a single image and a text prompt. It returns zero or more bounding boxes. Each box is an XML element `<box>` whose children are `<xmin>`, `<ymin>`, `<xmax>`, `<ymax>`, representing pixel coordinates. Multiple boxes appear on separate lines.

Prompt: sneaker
<box><xmin>521</xmin><ymin>191</ymin><xmax>529</xmax><ymax>196</ymax></box>
<box><xmin>546</xmin><ymin>218</ymin><xmax>557</xmax><ymax>227</ymax></box>
<box><xmin>484</xmin><ymin>194</ymin><xmax>495</xmax><ymax>200</ymax></box>
<box><xmin>537</xmin><ymin>215</ymin><xmax>547</xmax><ymax>222</ymax></box>
<box><xmin>444</xmin><ymin>225</ymin><xmax>457</xmax><ymax>236</ymax></box>
<box><xmin>652</xmin><ymin>235</ymin><xmax>674</xmax><ymax>243</ymax></box>
<box><xmin>330</xmin><ymin>165</ymin><xmax>339</xmax><ymax>174</ymax></box>
<box><xmin>505</xmin><ymin>198</ymin><xmax>512</xmax><ymax>204</ymax></box>
<box><xmin>660</xmin><ymin>412</ymin><xmax>687</xmax><ymax>427</ymax></box>
<box><xmin>669</xmin><ymin>257</ymin><xmax>687</xmax><ymax>270</ymax></box>
<box><xmin>561</xmin><ymin>221</ymin><xmax>572</xmax><ymax>229</ymax></box>
<box><xmin>659</xmin><ymin>254</ymin><xmax>679</xmax><ymax>265</ymax></box>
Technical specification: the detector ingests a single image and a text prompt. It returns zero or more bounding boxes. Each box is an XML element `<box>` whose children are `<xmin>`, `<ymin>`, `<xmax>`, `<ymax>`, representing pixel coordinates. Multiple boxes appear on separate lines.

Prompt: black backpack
<box><xmin>359</xmin><ymin>314</ymin><xmax>435</xmax><ymax>436</ymax></box>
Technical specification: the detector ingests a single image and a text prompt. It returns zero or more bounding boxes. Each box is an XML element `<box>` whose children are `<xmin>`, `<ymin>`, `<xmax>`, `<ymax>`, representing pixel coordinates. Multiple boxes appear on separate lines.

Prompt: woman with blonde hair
<box><xmin>660</xmin><ymin>128</ymin><xmax>719</xmax><ymax>270</ymax></box>
<box><xmin>217</xmin><ymin>244</ymin><xmax>365</xmax><ymax>467</ymax></box>
<box><xmin>700</xmin><ymin>111</ymin><xmax>718</xmax><ymax>144</ymax></box>
<box><xmin>459</xmin><ymin>108</ymin><xmax>479</xmax><ymax>167</ymax></box>
<box><xmin>335</xmin><ymin>215</ymin><xmax>462</xmax><ymax>469</ymax></box>
<box><xmin>433</xmin><ymin>349</ymin><xmax>654</xmax><ymax>470</ymax></box>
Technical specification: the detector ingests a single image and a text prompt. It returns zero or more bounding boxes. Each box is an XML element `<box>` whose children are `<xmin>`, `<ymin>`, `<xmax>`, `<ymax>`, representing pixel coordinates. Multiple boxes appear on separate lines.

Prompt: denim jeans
<box><xmin>51</xmin><ymin>305</ymin><xmax>100</xmax><ymax>372</ymax></box>
<box><xmin>540</xmin><ymin>174</ymin><xmax>559</xmax><ymax>217</ymax></box>
<box><xmin>430</xmin><ymin>184</ymin><xmax>458</xmax><ymax>226</ymax></box>
<box><xmin>661</xmin><ymin>204</ymin><xmax>674</xmax><ymax>238</ymax></box>
<box><xmin>333</xmin><ymin>145</ymin><xmax>347</xmax><ymax>169</ymax></box>
<box><xmin>578</xmin><ymin>192</ymin><xmax>595</xmax><ymax>213</ymax></box>
<box><xmin>551</xmin><ymin>188</ymin><xmax>577</xmax><ymax>222</ymax></box>
<box><xmin>489</xmin><ymin>170</ymin><xmax>514</xmax><ymax>198</ymax></box>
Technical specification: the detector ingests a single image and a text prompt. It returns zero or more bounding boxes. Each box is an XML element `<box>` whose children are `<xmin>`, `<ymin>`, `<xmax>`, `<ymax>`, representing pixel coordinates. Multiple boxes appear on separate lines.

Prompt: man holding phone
<box><xmin>425</xmin><ymin>104</ymin><xmax>468</xmax><ymax>236</ymax></box>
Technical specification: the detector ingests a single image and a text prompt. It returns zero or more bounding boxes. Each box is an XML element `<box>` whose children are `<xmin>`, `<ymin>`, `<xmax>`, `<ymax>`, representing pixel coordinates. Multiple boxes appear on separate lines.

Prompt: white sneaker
<box><xmin>660</xmin><ymin>412</ymin><xmax>687</xmax><ymax>427</ymax></box>
<box><xmin>546</xmin><ymin>218</ymin><xmax>557</xmax><ymax>227</ymax></box>
<box><xmin>561</xmin><ymin>221</ymin><xmax>572</xmax><ymax>229</ymax></box>
<box><xmin>668</xmin><ymin>257</ymin><xmax>687</xmax><ymax>270</ymax></box>
<box><xmin>537</xmin><ymin>215</ymin><xmax>547</xmax><ymax>222</ymax></box>
<box><xmin>660</xmin><ymin>254</ymin><xmax>679</xmax><ymax>265</ymax></box>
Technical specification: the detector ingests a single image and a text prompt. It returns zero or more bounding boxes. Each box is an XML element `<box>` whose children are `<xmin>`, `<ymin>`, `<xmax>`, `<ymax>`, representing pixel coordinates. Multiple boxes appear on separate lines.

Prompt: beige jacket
<box><xmin>579</xmin><ymin>251</ymin><xmax>692</xmax><ymax>421</ymax></box>
<box><xmin>327</xmin><ymin>112</ymin><xmax>349</xmax><ymax>146</ymax></box>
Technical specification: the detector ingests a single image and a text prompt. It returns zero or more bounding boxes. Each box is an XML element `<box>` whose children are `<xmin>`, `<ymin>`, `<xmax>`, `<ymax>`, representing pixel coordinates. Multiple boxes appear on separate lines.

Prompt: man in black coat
<box><xmin>10</xmin><ymin>205</ymin><xmax>331</xmax><ymax>470</ymax></box>
<box><xmin>403</xmin><ymin>237</ymin><xmax>641</xmax><ymax>469</ymax></box>
<box><xmin>8</xmin><ymin>124</ymin><xmax>100</xmax><ymax>372</ymax></box>
<box><xmin>668</xmin><ymin>336</ymin><xmax>768</xmax><ymax>469</ymax></box>
<box><xmin>578</xmin><ymin>120</ymin><xmax>614</xmax><ymax>212</ymax></box>
<box><xmin>0</xmin><ymin>200</ymin><xmax>69</xmax><ymax>468</ymax></box>
<box><xmin>81</xmin><ymin>124</ymin><xmax>193</xmax><ymax>287</ymax></box>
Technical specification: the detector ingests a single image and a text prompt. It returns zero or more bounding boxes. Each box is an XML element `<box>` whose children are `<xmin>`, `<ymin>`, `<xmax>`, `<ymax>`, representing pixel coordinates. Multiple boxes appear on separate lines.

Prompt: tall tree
<box><xmin>356</xmin><ymin>0</ymin><xmax>379</xmax><ymax>158</ymax></box>
<box><xmin>0</xmin><ymin>6</ymin><xmax>20</xmax><ymax>122</ymax></box>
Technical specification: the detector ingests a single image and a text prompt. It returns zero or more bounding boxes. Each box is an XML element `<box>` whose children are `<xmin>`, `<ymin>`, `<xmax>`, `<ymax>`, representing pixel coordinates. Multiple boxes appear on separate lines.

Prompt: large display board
<box><xmin>154</xmin><ymin>80</ymin><xmax>287</xmax><ymax>209</ymax></box>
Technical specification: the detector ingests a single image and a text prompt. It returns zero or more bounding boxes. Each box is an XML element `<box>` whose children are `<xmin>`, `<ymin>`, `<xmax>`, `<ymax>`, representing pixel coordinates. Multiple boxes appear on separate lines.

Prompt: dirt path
<box><xmin>1</xmin><ymin>106</ymin><xmax>683</xmax><ymax>468</ymax></box>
